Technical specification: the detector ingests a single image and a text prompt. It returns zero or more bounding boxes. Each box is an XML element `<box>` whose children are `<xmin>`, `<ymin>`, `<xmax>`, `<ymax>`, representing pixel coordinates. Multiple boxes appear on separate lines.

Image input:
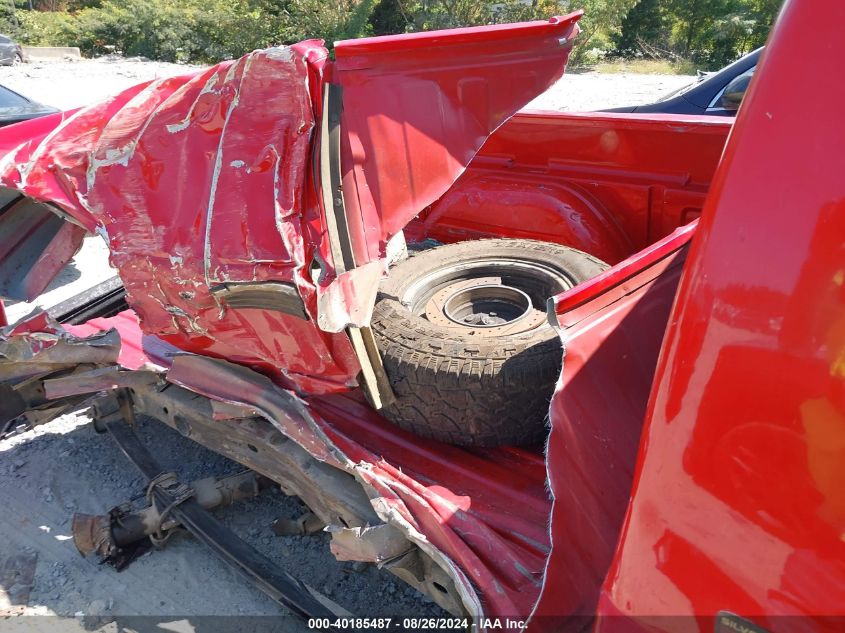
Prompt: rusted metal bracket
<box><xmin>1</xmin><ymin>365</ymin><xmax>104</xmax><ymax>438</ymax></box>
<box><xmin>104</xmin><ymin>380</ymin><xmax>381</xmax><ymax>528</ymax></box>
<box><xmin>102</xmin><ymin>413</ymin><xmax>346</xmax><ymax>621</ymax></box>
<box><xmin>347</xmin><ymin>327</ymin><xmax>395</xmax><ymax>409</ymax></box>
<box><xmin>319</xmin><ymin>84</ymin><xmax>395</xmax><ymax>409</ymax></box>
<box><xmin>321</xmin><ymin>83</ymin><xmax>355</xmax><ymax>276</ymax></box>
<box><xmin>93</xmin><ymin>380</ymin><xmax>464</xmax><ymax>615</ymax></box>
<box><xmin>272</xmin><ymin>512</ymin><xmax>326</xmax><ymax>537</ymax></box>
<box><xmin>72</xmin><ymin>470</ymin><xmax>264</xmax><ymax>565</ymax></box>
<box><xmin>0</xmin><ymin>324</ymin><xmax>124</xmax><ymax>437</ymax></box>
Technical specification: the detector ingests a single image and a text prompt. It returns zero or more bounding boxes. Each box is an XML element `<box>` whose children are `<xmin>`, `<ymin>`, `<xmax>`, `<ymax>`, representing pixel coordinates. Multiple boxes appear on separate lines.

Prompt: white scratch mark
<box><xmin>271</xmin><ymin>147</ymin><xmax>288</xmax><ymax>241</ymax></box>
<box><xmin>165</xmin><ymin>306</ymin><xmax>190</xmax><ymax>317</ymax></box>
<box><xmin>0</xmin><ymin>140</ymin><xmax>29</xmax><ymax>180</ymax></box>
<box><xmin>166</xmin><ymin>72</ymin><xmax>223</xmax><ymax>134</ymax></box>
<box><xmin>265</xmin><ymin>46</ymin><xmax>293</xmax><ymax>62</ymax></box>
<box><xmin>203</xmin><ymin>55</ymin><xmax>252</xmax><ymax>286</ymax></box>
<box><xmin>19</xmin><ymin>107</ymin><xmax>93</xmax><ymax>187</ymax></box>
<box><xmin>85</xmin><ymin>78</ymin><xmax>170</xmax><ymax>192</ymax></box>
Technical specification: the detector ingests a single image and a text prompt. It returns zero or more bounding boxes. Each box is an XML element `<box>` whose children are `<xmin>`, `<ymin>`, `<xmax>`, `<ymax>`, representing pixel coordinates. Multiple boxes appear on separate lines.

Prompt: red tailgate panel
<box><xmin>332</xmin><ymin>15</ymin><xmax>581</xmax><ymax>264</ymax></box>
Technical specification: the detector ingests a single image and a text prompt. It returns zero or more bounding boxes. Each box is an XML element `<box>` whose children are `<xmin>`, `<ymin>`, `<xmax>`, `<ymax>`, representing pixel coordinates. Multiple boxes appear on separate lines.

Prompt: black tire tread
<box><xmin>372</xmin><ymin>239</ymin><xmax>608</xmax><ymax>447</ymax></box>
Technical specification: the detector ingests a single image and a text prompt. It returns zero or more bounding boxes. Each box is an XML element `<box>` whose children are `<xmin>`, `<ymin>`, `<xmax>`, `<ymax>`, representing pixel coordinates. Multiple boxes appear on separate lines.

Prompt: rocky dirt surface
<box><xmin>0</xmin><ymin>57</ymin><xmax>202</xmax><ymax>111</ymax></box>
<box><xmin>1</xmin><ymin>411</ymin><xmax>442</xmax><ymax>627</ymax></box>
<box><xmin>0</xmin><ymin>56</ymin><xmax>694</xmax><ymax>627</ymax></box>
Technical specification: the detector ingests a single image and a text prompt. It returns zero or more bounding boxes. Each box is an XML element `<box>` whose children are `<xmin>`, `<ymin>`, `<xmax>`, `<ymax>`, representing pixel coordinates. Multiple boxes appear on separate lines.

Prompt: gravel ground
<box><xmin>1</xmin><ymin>411</ymin><xmax>440</xmax><ymax>627</ymax></box>
<box><xmin>0</xmin><ymin>57</ymin><xmax>694</xmax><ymax>626</ymax></box>
<box><xmin>1</xmin><ymin>57</ymin><xmax>202</xmax><ymax>111</ymax></box>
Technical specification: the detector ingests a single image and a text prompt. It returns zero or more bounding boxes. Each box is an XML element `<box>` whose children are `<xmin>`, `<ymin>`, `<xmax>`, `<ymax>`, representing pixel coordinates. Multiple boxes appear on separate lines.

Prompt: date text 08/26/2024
<box><xmin>307</xmin><ymin>618</ymin><xmax>523</xmax><ymax>629</ymax></box>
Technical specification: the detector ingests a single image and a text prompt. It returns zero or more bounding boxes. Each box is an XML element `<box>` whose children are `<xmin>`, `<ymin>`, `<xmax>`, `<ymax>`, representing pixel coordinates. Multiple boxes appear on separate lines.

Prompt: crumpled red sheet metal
<box><xmin>65</xmin><ymin>310</ymin><xmax>551</xmax><ymax>622</ymax></box>
<box><xmin>533</xmin><ymin>223</ymin><xmax>695</xmax><ymax>628</ymax></box>
<box><xmin>0</xmin><ymin>195</ymin><xmax>87</xmax><ymax>301</ymax></box>
<box><xmin>0</xmin><ymin>311</ymin><xmax>120</xmax><ymax>365</ymax></box>
<box><xmin>311</xmin><ymin>394</ymin><xmax>551</xmax><ymax>618</ymax></box>
<box><xmin>332</xmin><ymin>15</ymin><xmax>582</xmax><ymax>264</ymax></box>
<box><xmin>0</xmin><ymin>19</ymin><xmax>580</xmax><ymax>398</ymax></box>
<box><xmin>0</xmin><ymin>311</ymin><xmax>121</xmax><ymax>387</ymax></box>
<box><xmin>0</xmin><ymin>42</ymin><xmax>361</xmax><ymax>395</ymax></box>
<box><xmin>64</xmin><ymin>309</ymin><xmax>179</xmax><ymax>370</ymax></box>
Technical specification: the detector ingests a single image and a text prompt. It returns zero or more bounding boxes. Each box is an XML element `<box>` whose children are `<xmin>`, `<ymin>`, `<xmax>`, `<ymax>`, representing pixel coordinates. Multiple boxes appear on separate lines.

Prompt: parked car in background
<box><xmin>604</xmin><ymin>47</ymin><xmax>763</xmax><ymax>116</ymax></box>
<box><xmin>0</xmin><ymin>34</ymin><xmax>25</xmax><ymax>66</ymax></box>
<box><xmin>0</xmin><ymin>84</ymin><xmax>59</xmax><ymax>127</ymax></box>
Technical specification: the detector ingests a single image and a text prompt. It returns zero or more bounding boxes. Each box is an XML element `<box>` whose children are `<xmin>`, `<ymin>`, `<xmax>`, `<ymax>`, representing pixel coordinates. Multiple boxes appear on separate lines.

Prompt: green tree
<box><xmin>666</xmin><ymin>0</ymin><xmax>780</xmax><ymax>66</ymax></box>
<box><xmin>394</xmin><ymin>0</ymin><xmax>636</xmax><ymax>63</ymax></box>
<box><xmin>16</xmin><ymin>0</ymin><xmax>288</xmax><ymax>62</ymax></box>
<box><xmin>10</xmin><ymin>0</ymin><xmax>784</xmax><ymax>68</ymax></box>
<box><xmin>612</xmin><ymin>0</ymin><xmax>669</xmax><ymax>57</ymax></box>
<box><xmin>573</xmin><ymin>0</ymin><xmax>637</xmax><ymax>58</ymax></box>
<box><xmin>745</xmin><ymin>0</ymin><xmax>781</xmax><ymax>46</ymax></box>
<box><xmin>612</xmin><ymin>0</ymin><xmax>782</xmax><ymax>69</ymax></box>
<box><xmin>399</xmin><ymin>0</ymin><xmax>490</xmax><ymax>31</ymax></box>
<box><xmin>665</xmin><ymin>0</ymin><xmax>717</xmax><ymax>56</ymax></box>
<box><xmin>285</xmin><ymin>0</ymin><xmax>377</xmax><ymax>43</ymax></box>
<box><xmin>369</xmin><ymin>0</ymin><xmax>410</xmax><ymax>36</ymax></box>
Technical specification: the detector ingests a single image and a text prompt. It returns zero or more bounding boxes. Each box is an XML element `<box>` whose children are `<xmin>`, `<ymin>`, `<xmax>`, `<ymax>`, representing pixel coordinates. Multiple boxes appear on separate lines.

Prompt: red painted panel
<box><xmin>312</xmin><ymin>393</ymin><xmax>552</xmax><ymax>618</ymax></box>
<box><xmin>0</xmin><ymin>21</ymin><xmax>585</xmax><ymax>395</ymax></box>
<box><xmin>597</xmin><ymin>1</ymin><xmax>845</xmax><ymax>629</ymax></box>
<box><xmin>0</xmin><ymin>198</ymin><xmax>86</xmax><ymax>301</ymax></box>
<box><xmin>332</xmin><ymin>15</ymin><xmax>582</xmax><ymax>263</ymax></box>
<box><xmin>417</xmin><ymin>112</ymin><xmax>729</xmax><ymax>263</ymax></box>
<box><xmin>530</xmin><ymin>225</ymin><xmax>694</xmax><ymax>629</ymax></box>
<box><xmin>5</xmin><ymin>10</ymin><xmax>830</xmax><ymax>626</ymax></box>
<box><xmin>65</xmin><ymin>310</ymin><xmax>152</xmax><ymax>370</ymax></box>
<box><xmin>0</xmin><ymin>45</ymin><xmax>360</xmax><ymax>394</ymax></box>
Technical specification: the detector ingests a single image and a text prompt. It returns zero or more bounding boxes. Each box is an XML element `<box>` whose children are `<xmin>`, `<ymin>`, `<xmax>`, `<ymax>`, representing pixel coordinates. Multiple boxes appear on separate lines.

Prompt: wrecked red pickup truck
<box><xmin>1</xmin><ymin>0</ymin><xmax>844</xmax><ymax>630</ymax></box>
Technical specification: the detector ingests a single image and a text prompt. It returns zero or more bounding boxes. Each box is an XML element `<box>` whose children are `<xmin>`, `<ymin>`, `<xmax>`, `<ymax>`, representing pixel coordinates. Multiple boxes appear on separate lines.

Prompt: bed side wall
<box><xmin>411</xmin><ymin>111</ymin><xmax>731</xmax><ymax>265</ymax></box>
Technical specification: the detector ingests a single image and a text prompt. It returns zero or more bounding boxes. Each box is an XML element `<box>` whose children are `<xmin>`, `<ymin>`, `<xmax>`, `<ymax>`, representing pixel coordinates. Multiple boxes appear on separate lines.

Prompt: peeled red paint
<box><xmin>0</xmin><ymin>43</ymin><xmax>361</xmax><ymax>394</ymax></box>
<box><xmin>0</xmin><ymin>17</ymin><xmax>581</xmax><ymax>395</ymax></box>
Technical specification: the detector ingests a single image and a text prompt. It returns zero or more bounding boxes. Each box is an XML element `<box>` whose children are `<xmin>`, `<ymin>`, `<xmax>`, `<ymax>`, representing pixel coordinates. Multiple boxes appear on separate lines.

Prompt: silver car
<box><xmin>0</xmin><ymin>34</ymin><xmax>24</xmax><ymax>66</ymax></box>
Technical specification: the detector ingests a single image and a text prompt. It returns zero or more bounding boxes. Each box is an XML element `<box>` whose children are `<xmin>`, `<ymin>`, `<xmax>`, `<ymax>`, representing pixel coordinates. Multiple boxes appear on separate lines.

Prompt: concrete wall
<box><xmin>22</xmin><ymin>46</ymin><xmax>82</xmax><ymax>60</ymax></box>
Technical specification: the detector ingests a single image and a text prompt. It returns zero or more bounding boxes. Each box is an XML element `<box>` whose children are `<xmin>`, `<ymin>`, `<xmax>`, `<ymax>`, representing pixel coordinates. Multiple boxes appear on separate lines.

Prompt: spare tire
<box><xmin>371</xmin><ymin>238</ymin><xmax>609</xmax><ymax>447</ymax></box>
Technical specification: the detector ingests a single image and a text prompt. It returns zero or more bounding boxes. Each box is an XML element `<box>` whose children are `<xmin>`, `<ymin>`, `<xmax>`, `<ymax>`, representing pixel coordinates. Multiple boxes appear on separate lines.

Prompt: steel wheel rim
<box><xmin>401</xmin><ymin>258</ymin><xmax>574</xmax><ymax>336</ymax></box>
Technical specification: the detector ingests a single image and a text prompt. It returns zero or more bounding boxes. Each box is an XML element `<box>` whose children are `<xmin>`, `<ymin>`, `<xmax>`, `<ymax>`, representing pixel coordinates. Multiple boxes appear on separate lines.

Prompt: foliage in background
<box><xmin>0</xmin><ymin>0</ymin><xmax>782</xmax><ymax>69</ymax></box>
<box><xmin>285</xmin><ymin>0</ymin><xmax>377</xmax><ymax>43</ymax></box>
<box><xmin>2</xmin><ymin>0</ymin><xmax>286</xmax><ymax>62</ymax></box>
<box><xmin>612</xmin><ymin>0</ymin><xmax>781</xmax><ymax>68</ymax></box>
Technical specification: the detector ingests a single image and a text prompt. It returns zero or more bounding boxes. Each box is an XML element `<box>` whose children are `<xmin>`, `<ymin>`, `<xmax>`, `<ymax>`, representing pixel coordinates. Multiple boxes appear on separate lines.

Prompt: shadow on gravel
<box><xmin>1</xmin><ymin>262</ymin><xmax>82</xmax><ymax>312</ymax></box>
